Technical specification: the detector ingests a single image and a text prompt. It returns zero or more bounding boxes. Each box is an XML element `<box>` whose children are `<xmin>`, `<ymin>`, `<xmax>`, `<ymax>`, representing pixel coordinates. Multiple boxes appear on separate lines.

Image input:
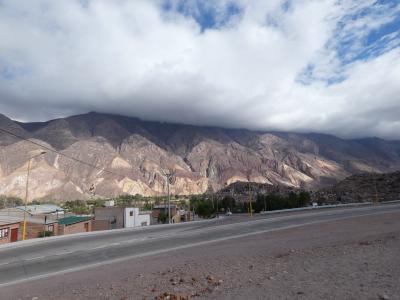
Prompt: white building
<box><xmin>123</xmin><ymin>208</ymin><xmax>150</xmax><ymax>228</ymax></box>
<box><xmin>104</xmin><ymin>200</ymin><xmax>115</xmax><ymax>207</ymax></box>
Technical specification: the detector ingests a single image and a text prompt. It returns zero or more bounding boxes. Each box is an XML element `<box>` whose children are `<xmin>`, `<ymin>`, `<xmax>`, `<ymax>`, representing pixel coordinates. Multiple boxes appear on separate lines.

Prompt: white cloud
<box><xmin>0</xmin><ymin>0</ymin><xmax>399</xmax><ymax>139</ymax></box>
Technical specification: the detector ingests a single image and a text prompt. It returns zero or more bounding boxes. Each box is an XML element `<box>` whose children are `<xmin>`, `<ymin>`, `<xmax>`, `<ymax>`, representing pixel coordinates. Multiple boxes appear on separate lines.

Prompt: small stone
<box><xmin>378</xmin><ymin>294</ymin><xmax>390</xmax><ymax>300</ymax></box>
<box><xmin>206</xmin><ymin>275</ymin><xmax>215</xmax><ymax>283</ymax></box>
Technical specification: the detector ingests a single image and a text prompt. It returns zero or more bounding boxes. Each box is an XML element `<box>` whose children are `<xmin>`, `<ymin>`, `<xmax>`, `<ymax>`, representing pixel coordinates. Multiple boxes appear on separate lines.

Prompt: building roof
<box><xmin>153</xmin><ymin>205</ymin><xmax>177</xmax><ymax>209</ymax></box>
<box><xmin>95</xmin><ymin>206</ymin><xmax>124</xmax><ymax>211</ymax></box>
<box><xmin>58</xmin><ymin>216</ymin><xmax>91</xmax><ymax>226</ymax></box>
<box><xmin>15</xmin><ymin>204</ymin><xmax>64</xmax><ymax>215</ymax></box>
<box><xmin>0</xmin><ymin>218</ymin><xmax>21</xmax><ymax>226</ymax></box>
<box><xmin>0</xmin><ymin>214</ymin><xmax>57</xmax><ymax>225</ymax></box>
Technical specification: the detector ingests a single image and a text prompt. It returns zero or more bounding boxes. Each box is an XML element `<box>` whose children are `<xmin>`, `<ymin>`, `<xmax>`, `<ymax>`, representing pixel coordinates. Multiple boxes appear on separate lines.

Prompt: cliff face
<box><xmin>0</xmin><ymin>112</ymin><xmax>399</xmax><ymax>201</ymax></box>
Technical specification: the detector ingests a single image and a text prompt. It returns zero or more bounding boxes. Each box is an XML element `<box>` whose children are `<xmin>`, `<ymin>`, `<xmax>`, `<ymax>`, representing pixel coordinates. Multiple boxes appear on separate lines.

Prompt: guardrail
<box><xmin>258</xmin><ymin>199</ymin><xmax>400</xmax><ymax>215</ymax></box>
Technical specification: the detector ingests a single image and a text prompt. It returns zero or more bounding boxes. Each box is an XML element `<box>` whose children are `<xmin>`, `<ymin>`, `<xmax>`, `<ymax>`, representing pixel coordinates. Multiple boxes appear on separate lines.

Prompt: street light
<box><xmin>22</xmin><ymin>150</ymin><xmax>46</xmax><ymax>241</ymax></box>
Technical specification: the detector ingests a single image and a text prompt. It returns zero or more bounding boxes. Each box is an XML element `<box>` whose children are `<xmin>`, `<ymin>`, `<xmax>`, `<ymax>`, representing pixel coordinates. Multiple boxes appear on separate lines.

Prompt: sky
<box><xmin>0</xmin><ymin>0</ymin><xmax>399</xmax><ymax>139</ymax></box>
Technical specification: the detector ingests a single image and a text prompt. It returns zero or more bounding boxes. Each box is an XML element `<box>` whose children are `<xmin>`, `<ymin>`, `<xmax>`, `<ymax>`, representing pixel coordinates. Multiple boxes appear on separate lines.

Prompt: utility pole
<box><xmin>43</xmin><ymin>215</ymin><xmax>47</xmax><ymax>237</ymax></box>
<box><xmin>167</xmin><ymin>178</ymin><xmax>170</xmax><ymax>223</ymax></box>
<box><xmin>162</xmin><ymin>170</ymin><xmax>174</xmax><ymax>224</ymax></box>
<box><xmin>211</xmin><ymin>189</ymin><xmax>219</xmax><ymax>218</ymax></box>
<box><xmin>264</xmin><ymin>196</ymin><xmax>267</xmax><ymax>212</ymax></box>
<box><xmin>23</xmin><ymin>150</ymin><xmax>46</xmax><ymax>241</ymax></box>
<box><xmin>373</xmin><ymin>174</ymin><xmax>379</xmax><ymax>204</ymax></box>
<box><xmin>216</xmin><ymin>194</ymin><xmax>219</xmax><ymax>218</ymax></box>
<box><xmin>248</xmin><ymin>182</ymin><xmax>253</xmax><ymax>217</ymax></box>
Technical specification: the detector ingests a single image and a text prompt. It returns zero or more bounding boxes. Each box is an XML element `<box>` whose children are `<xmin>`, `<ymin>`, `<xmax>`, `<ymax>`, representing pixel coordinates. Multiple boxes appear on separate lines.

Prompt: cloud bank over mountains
<box><xmin>0</xmin><ymin>0</ymin><xmax>399</xmax><ymax>139</ymax></box>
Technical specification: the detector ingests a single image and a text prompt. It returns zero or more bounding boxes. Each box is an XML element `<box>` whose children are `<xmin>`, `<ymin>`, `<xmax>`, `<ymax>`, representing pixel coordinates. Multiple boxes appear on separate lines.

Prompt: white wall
<box><xmin>124</xmin><ymin>208</ymin><xmax>150</xmax><ymax>228</ymax></box>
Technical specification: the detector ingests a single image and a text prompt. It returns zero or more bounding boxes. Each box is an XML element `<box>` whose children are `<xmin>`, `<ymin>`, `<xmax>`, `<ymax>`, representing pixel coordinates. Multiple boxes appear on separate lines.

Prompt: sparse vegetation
<box><xmin>38</xmin><ymin>231</ymin><xmax>55</xmax><ymax>238</ymax></box>
<box><xmin>62</xmin><ymin>200</ymin><xmax>91</xmax><ymax>214</ymax></box>
<box><xmin>0</xmin><ymin>196</ymin><xmax>23</xmax><ymax>209</ymax></box>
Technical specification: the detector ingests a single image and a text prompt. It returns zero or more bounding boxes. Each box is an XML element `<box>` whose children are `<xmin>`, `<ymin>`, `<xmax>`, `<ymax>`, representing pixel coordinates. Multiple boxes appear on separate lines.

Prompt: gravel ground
<box><xmin>1</xmin><ymin>211</ymin><xmax>399</xmax><ymax>300</ymax></box>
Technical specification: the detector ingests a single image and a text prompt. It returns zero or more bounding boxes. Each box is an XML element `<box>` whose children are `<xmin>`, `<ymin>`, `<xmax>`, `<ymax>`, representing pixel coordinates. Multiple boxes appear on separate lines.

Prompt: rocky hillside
<box><xmin>312</xmin><ymin>171</ymin><xmax>400</xmax><ymax>203</ymax></box>
<box><xmin>0</xmin><ymin>112</ymin><xmax>400</xmax><ymax>201</ymax></box>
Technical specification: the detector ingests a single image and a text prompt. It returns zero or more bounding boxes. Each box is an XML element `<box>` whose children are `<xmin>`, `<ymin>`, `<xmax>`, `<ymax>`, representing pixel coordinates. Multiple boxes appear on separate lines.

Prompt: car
<box><xmin>225</xmin><ymin>211</ymin><xmax>233</xmax><ymax>216</ymax></box>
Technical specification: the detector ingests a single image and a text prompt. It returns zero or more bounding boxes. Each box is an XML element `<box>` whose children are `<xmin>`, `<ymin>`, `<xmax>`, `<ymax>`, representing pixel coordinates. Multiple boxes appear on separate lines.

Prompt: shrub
<box><xmin>38</xmin><ymin>231</ymin><xmax>55</xmax><ymax>238</ymax></box>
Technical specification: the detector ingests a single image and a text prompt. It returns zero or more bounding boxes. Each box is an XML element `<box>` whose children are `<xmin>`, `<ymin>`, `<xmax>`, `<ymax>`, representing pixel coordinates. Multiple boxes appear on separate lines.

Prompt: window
<box><xmin>130</xmin><ymin>211</ymin><xmax>133</xmax><ymax>217</ymax></box>
<box><xmin>47</xmin><ymin>224</ymin><xmax>54</xmax><ymax>232</ymax></box>
<box><xmin>0</xmin><ymin>227</ymin><xmax>9</xmax><ymax>239</ymax></box>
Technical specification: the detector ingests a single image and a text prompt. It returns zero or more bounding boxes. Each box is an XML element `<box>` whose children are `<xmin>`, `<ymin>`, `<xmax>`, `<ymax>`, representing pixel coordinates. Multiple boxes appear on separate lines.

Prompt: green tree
<box><xmin>220</xmin><ymin>196</ymin><xmax>236</xmax><ymax>212</ymax></box>
<box><xmin>196</xmin><ymin>200</ymin><xmax>215</xmax><ymax>218</ymax></box>
<box><xmin>63</xmin><ymin>200</ymin><xmax>90</xmax><ymax>214</ymax></box>
<box><xmin>158</xmin><ymin>211</ymin><xmax>168</xmax><ymax>224</ymax></box>
<box><xmin>298</xmin><ymin>191</ymin><xmax>311</xmax><ymax>207</ymax></box>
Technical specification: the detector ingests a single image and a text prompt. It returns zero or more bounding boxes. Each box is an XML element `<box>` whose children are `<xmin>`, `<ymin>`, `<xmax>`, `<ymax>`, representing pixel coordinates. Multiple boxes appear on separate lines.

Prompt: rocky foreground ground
<box><xmin>2</xmin><ymin>211</ymin><xmax>400</xmax><ymax>300</ymax></box>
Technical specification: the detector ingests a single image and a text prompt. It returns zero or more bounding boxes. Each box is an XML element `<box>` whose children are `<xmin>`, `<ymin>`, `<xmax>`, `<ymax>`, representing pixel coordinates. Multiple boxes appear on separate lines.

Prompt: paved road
<box><xmin>0</xmin><ymin>203</ymin><xmax>399</xmax><ymax>288</ymax></box>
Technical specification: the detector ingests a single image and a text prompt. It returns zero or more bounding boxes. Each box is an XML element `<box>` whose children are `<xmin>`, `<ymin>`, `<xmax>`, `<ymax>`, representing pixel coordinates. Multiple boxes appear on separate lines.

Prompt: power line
<box><xmin>0</xmin><ymin>127</ymin><xmax>125</xmax><ymax>178</ymax></box>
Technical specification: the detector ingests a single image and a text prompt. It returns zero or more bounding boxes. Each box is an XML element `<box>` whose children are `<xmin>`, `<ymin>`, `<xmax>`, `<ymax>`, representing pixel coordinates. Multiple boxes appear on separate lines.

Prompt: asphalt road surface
<box><xmin>0</xmin><ymin>202</ymin><xmax>399</xmax><ymax>291</ymax></box>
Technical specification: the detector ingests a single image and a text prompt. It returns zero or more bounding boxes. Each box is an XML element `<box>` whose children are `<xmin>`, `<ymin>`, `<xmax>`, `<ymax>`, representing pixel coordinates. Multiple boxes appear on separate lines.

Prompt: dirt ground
<box><xmin>2</xmin><ymin>211</ymin><xmax>400</xmax><ymax>300</ymax></box>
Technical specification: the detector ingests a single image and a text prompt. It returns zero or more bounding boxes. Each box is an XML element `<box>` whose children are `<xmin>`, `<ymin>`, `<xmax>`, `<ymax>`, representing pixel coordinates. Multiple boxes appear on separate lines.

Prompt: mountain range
<box><xmin>0</xmin><ymin>112</ymin><xmax>400</xmax><ymax>202</ymax></box>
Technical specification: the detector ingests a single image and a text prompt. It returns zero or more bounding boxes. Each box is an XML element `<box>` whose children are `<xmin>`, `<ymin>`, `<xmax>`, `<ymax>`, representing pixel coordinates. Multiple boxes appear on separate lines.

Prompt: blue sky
<box><xmin>0</xmin><ymin>0</ymin><xmax>399</xmax><ymax>139</ymax></box>
<box><xmin>335</xmin><ymin>1</ymin><xmax>400</xmax><ymax>63</ymax></box>
<box><xmin>162</xmin><ymin>0</ymin><xmax>242</xmax><ymax>31</ymax></box>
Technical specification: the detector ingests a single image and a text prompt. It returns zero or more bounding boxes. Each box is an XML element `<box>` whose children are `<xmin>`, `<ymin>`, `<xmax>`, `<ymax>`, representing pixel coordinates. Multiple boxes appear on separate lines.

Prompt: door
<box><xmin>10</xmin><ymin>228</ymin><xmax>18</xmax><ymax>242</ymax></box>
<box><xmin>84</xmin><ymin>222</ymin><xmax>89</xmax><ymax>232</ymax></box>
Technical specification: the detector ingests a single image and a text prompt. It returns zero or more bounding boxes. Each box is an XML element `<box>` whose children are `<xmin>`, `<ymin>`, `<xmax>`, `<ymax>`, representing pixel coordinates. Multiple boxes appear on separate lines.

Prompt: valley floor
<box><xmin>1</xmin><ymin>210</ymin><xmax>400</xmax><ymax>300</ymax></box>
